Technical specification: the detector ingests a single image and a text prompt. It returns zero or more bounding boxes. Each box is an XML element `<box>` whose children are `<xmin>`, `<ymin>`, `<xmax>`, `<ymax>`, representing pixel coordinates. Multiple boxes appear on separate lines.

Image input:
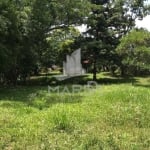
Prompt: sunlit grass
<box><xmin>0</xmin><ymin>74</ymin><xmax>150</xmax><ymax>149</ymax></box>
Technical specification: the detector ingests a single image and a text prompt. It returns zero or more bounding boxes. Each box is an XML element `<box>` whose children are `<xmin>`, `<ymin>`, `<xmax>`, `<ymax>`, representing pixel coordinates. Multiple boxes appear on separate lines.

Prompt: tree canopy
<box><xmin>81</xmin><ymin>0</ymin><xmax>150</xmax><ymax>80</ymax></box>
<box><xmin>0</xmin><ymin>0</ymin><xmax>90</xmax><ymax>84</ymax></box>
<box><xmin>116</xmin><ymin>28</ymin><xmax>150</xmax><ymax>75</ymax></box>
<box><xmin>0</xmin><ymin>0</ymin><xmax>150</xmax><ymax>85</ymax></box>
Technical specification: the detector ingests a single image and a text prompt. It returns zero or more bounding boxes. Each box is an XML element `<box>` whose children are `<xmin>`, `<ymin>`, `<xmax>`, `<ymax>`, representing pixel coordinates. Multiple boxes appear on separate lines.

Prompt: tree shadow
<box><xmin>16</xmin><ymin>71</ymin><xmax>141</xmax><ymax>86</ymax></box>
<box><xmin>56</xmin><ymin>75</ymin><xmax>138</xmax><ymax>85</ymax></box>
<box><xmin>18</xmin><ymin>76</ymin><xmax>59</xmax><ymax>86</ymax></box>
<box><xmin>57</xmin><ymin>75</ymin><xmax>89</xmax><ymax>85</ymax></box>
<box><xmin>96</xmin><ymin>77</ymin><xmax>137</xmax><ymax>85</ymax></box>
<box><xmin>17</xmin><ymin>74</ymin><xmax>139</xmax><ymax>86</ymax></box>
<box><xmin>0</xmin><ymin>86</ymin><xmax>83</xmax><ymax>110</ymax></box>
<box><xmin>132</xmin><ymin>76</ymin><xmax>150</xmax><ymax>88</ymax></box>
<box><xmin>133</xmin><ymin>84</ymin><xmax>150</xmax><ymax>88</ymax></box>
<box><xmin>37</xmin><ymin>72</ymin><xmax>61</xmax><ymax>76</ymax></box>
<box><xmin>0</xmin><ymin>86</ymin><xmax>44</xmax><ymax>102</ymax></box>
<box><xmin>18</xmin><ymin>75</ymin><xmax>89</xmax><ymax>86</ymax></box>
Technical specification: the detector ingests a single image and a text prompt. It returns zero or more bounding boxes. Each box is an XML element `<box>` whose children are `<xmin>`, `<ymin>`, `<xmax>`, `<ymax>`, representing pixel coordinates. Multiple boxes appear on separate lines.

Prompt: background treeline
<box><xmin>0</xmin><ymin>0</ymin><xmax>150</xmax><ymax>85</ymax></box>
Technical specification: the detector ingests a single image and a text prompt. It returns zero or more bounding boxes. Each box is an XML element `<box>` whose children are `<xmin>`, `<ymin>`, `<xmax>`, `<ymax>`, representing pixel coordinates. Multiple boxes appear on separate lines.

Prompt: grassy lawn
<box><xmin>0</xmin><ymin>73</ymin><xmax>150</xmax><ymax>150</ymax></box>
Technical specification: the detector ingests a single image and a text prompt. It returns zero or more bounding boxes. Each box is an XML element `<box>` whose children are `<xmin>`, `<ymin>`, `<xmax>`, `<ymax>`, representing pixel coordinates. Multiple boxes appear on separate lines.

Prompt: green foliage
<box><xmin>0</xmin><ymin>0</ymin><xmax>149</xmax><ymax>84</ymax></box>
<box><xmin>0</xmin><ymin>0</ymin><xmax>90</xmax><ymax>85</ymax></box>
<box><xmin>29</xmin><ymin>0</ymin><xmax>90</xmax><ymax>64</ymax></box>
<box><xmin>51</xmin><ymin>107</ymin><xmax>74</xmax><ymax>131</ymax></box>
<box><xmin>82</xmin><ymin>0</ymin><xmax>149</xmax><ymax>80</ymax></box>
<box><xmin>0</xmin><ymin>0</ymin><xmax>36</xmax><ymax>84</ymax></box>
<box><xmin>83</xmin><ymin>136</ymin><xmax>104</xmax><ymax>150</ymax></box>
<box><xmin>46</xmin><ymin>27</ymin><xmax>80</xmax><ymax>65</ymax></box>
<box><xmin>117</xmin><ymin>29</ymin><xmax>150</xmax><ymax>75</ymax></box>
<box><xmin>0</xmin><ymin>74</ymin><xmax>150</xmax><ymax>149</ymax></box>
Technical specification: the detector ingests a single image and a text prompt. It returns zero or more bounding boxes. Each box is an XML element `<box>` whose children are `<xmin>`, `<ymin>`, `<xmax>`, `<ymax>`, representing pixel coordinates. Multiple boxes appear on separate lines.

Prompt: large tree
<box><xmin>83</xmin><ymin>0</ymin><xmax>149</xmax><ymax>80</ymax></box>
<box><xmin>0</xmin><ymin>0</ymin><xmax>90</xmax><ymax>85</ymax></box>
<box><xmin>29</xmin><ymin>0</ymin><xmax>90</xmax><ymax>66</ymax></box>
<box><xmin>116</xmin><ymin>28</ymin><xmax>150</xmax><ymax>76</ymax></box>
<box><xmin>0</xmin><ymin>0</ymin><xmax>31</xmax><ymax>84</ymax></box>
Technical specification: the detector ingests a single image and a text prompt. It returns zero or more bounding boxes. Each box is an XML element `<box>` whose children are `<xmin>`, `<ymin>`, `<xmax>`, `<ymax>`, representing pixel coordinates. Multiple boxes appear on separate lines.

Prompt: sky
<box><xmin>136</xmin><ymin>0</ymin><xmax>150</xmax><ymax>31</ymax></box>
<box><xmin>136</xmin><ymin>15</ymin><xmax>150</xmax><ymax>31</ymax></box>
<box><xmin>77</xmin><ymin>15</ymin><xmax>150</xmax><ymax>33</ymax></box>
<box><xmin>77</xmin><ymin>0</ymin><xmax>150</xmax><ymax>32</ymax></box>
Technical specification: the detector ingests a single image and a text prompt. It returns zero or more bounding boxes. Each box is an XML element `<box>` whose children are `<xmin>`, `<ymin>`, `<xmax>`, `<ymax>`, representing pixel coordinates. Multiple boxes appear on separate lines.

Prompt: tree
<box><xmin>0</xmin><ymin>0</ymin><xmax>23</xmax><ymax>84</ymax></box>
<box><xmin>83</xmin><ymin>0</ymin><xmax>149</xmax><ymax>80</ymax></box>
<box><xmin>0</xmin><ymin>0</ymin><xmax>36</xmax><ymax>84</ymax></box>
<box><xmin>116</xmin><ymin>28</ymin><xmax>150</xmax><ymax>76</ymax></box>
<box><xmin>29</xmin><ymin>0</ymin><xmax>90</xmax><ymax>66</ymax></box>
<box><xmin>0</xmin><ymin>0</ymin><xmax>90</xmax><ymax>85</ymax></box>
<box><xmin>47</xmin><ymin>27</ymin><xmax>80</xmax><ymax>65</ymax></box>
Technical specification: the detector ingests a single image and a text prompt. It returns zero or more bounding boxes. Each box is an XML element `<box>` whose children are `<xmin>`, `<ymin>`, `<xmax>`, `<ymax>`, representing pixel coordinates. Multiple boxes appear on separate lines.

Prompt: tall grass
<box><xmin>0</xmin><ymin>75</ymin><xmax>149</xmax><ymax>149</ymax></box>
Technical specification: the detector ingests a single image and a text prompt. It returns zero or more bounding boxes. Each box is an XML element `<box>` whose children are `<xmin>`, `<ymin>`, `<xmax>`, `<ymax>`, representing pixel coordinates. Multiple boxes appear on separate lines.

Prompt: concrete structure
<box><xmin>63</xmin><ymin>49</ymin><xmax>85</xmax><ymax>76</ymax></box>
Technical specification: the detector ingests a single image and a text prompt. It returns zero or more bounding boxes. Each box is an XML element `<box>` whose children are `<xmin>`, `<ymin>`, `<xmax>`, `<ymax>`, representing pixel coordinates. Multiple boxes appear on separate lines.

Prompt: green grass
<box><xmin>0</xmin><ymin>74</ymin><xmax>150</xmax><ymax>149</ymax></box>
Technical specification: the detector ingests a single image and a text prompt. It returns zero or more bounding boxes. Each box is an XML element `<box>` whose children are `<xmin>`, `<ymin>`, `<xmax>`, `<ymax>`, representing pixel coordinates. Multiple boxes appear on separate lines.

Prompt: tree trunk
<box><xmin>120</xmin><ymin>65</ymin><xmax>126</xmax><ymax>77</ymax></box>
<box><xmin>93</xmin><ymin>55</ymin><xmax>97</xmax><ymax>81</ymax></box>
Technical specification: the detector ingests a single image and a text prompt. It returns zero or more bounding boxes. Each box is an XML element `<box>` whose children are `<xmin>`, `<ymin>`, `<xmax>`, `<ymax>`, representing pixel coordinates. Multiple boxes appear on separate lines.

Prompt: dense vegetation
<box><xmin>0</xmin><ymin>0</ymin><xmax>150</xmax><ymax>85</ymax></box>
<box><xmin>117</xmin><ymin>29</ymin><xmax>150</xmax><ymax>76</ymax></box>
<box><xmin>0</xmin><ymin>1</ymin><xmax>150</xmax><ymax>148</ymax></box>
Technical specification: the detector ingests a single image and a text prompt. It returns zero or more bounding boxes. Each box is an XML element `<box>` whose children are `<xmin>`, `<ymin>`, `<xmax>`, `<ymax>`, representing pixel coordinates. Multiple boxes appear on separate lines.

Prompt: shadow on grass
<box><xmin>97</xmin><ymin>77</ymin><xmax>138</xmax><ymax>84</ymax></box>
<box><xmin>0</xmin><ymin>86</ymin><xmax>83</xmax><ymax>110</ymax></box>
<box><xmin>18</xmin><ymin>76</ymin><xmax>57</xmax><ymax>86</ymax></box>
<box><xmin>0</xmin><ymin>73</ymin><xmax>148</xmax><ymax>109</ymax></box>
<box><xmin>34</xmin><ymin>72</ymin><xmax>61</xmax><ymax>77</ymax></box>
<box><xmin>24</xmin><ymin>74</ymin><xmax>138</xmax><ymax>86</ymax></box>
<box><xmin>57</xmin><ymin>76</ymin><xmax>138</xmax><ymax>85</ymax></box>
<box><xmin>133</xmin><ymin>84</ymin><xmax>150</xmax><ymax>88</ymax></box>
<box><xmin>0</xmin><ymin>86</ymin><xmax>44</xmax><ymax>101</ymax></box>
